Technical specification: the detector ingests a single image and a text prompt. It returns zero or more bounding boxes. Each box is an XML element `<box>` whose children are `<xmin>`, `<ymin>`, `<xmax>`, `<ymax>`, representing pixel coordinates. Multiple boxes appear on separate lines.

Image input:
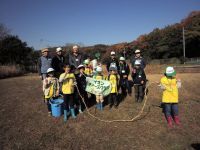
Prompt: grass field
<box><xmin>0</xmin><ymin>73</ymin><xmax>200</xmax><ymax>150</ymax></box>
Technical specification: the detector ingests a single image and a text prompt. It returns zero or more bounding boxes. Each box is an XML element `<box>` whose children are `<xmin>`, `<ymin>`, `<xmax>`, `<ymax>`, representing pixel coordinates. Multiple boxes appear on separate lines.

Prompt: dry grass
<box><xmin>0</xmin><ymin>65</ymin><xmax>25</xmax><ymax>79</ymax></box>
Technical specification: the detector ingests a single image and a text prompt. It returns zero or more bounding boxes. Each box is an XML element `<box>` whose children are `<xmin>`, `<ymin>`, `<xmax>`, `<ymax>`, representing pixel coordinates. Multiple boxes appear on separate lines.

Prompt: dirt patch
<box><xmin>0</xmin><ymin>73</ymin><xmax>200</xmax><ymax>150</ymax></box>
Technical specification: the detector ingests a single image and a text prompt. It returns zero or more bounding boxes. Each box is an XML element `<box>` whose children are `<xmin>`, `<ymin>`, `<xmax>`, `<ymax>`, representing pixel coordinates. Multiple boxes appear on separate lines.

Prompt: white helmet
<box><xmin>56</xmin><ymin>47</ymin><xmax>62</xmax><ymax>52</ymax></box>
<box><xmin>47</xmin><ymin>68</ymin><xmax>54</xmax><ymax>73</ymax></box>
<box><xmin>84</xmin><ymin>59</ymin><xmax>89</xmax><ymax>64</ymax></box>
<box><xmin>135</xmin><ymin>49</ymin><xmax>141</xmax><ymax>54</ymax></box>
<box><xmin>77</xmin><ymin>64</ymin><xmax>85</xmax><ymax>69</ymax></box>
<box><xmin>111</xmin><ymin>51</ymin><xmax>115</xmax><ymax>55</ymax></box>
<box><xmin>96</xmin><ymin>66</ymin><xmax>102</xmax><ymax>72</ymax></box>
<box><xmin>119</xmin><ymin>57</ymin><xmax>125</xmax><ymax>61</ymax></box>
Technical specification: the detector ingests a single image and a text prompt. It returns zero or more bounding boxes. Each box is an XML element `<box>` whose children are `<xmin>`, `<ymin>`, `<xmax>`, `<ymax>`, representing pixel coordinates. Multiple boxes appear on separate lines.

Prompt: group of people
<box><xmin>38</xmin><ymin>45</ymin><xmax>181</xmax><ymax>128</ymax></box>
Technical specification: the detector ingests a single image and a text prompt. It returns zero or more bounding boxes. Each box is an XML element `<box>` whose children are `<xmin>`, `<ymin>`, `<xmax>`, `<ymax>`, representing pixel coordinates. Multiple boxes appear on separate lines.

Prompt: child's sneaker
<box><xmin>48</xmin><ymin>111</ymin><xmax>51</xmax><ymax>117</ymax></box>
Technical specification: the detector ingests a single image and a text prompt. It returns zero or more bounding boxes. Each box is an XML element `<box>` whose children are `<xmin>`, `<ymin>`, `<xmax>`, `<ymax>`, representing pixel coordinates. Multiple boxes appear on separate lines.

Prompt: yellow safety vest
<box><xmin>59</xmin><ymin>73</ymin><xmax>75</xmax><ymax>94</ymax></box>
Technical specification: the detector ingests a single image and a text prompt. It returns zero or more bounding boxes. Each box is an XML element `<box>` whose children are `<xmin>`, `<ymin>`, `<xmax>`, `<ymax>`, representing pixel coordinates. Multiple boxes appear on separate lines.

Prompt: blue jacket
<box><xmin>38</xmin><ymin>56</ymin><xmax>52</xmax><ymax>75</ymax></box>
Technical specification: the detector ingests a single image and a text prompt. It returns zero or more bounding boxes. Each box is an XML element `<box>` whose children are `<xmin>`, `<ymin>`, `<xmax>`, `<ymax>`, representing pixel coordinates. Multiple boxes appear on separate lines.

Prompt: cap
<box><xmin>111</xmin><ymin>51</ymin><xmax>115</xmax><ymax>55</ymax></box>
<box><xmin>78</xmin><ymin>64</ymin><xmax>85</xmax><ymax>69</ymax></box>
<box><xmin>119</xmin><ymin>57</ymin><xmax>125</xmax><ymax>61</ymax></box>
<box><xmin>135</xmin><ymin>49</ymin><xmax>141</xmax><ymax>54</ymax></box>
<box><xmin>73</xmin><ymin>45</ymin><xmax>78</xmax><ymax>49</ymax></box>
<box><xmin>41</xmin><ymin>48</ymin><xmax>49</xmax><ymax>53</ymax></box>
<box><xmin>56</xmin><ymin>47</ymin><xmax>62</xmax><ymax>52</ymax></box>
<box><xmin>96</xmin><ymin>66</ymin><xmax>102</xmax><ymax>72</ymax></box>
<box><xmin>47</xmin><ymin>68</ymin><xmax>54</xmax><ymax>73</ymax></box>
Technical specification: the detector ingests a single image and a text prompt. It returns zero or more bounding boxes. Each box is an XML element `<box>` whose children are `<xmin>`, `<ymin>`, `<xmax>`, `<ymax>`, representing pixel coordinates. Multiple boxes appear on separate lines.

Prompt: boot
<box><xmin>63</xmin><ymin>109</ymin><xmax>68</xmax><ymax>122</ymax></box>
<box><xmin>174</xmin><ymin>116</ymin><xmax>181</xmax><ymax>125</ymax></box>
<box><xmin>79</xmin><ymin>106</ymin><xmax>83</xmax><ymax>113</ymax></box>
<box><xmin>70</xmin><ymin>108</ymin><xmax>76</xmax><ymax>119</ymax></box>
<box><xmin>166</xmin><ymin>116</ymin><xmax>173</xmax><ymax>128</ymax></box>
<box><xmin>100</xmin><ymin>102</ymin><xmax>103</xmax><ymax>111</ymax></box>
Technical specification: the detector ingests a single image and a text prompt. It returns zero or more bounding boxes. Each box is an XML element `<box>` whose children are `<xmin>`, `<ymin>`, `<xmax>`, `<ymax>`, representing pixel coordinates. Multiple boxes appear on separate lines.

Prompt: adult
<box><xmin>131</xmin><ymin>49</ymin><xmax>146</xmax><ymax>70</ymax></box>
<box><xmin>51</xmin><ymin>47</ymin><xmax>65</xmax><ymax>78</ymax></box>
<box><xmin>37</xmin><ymin>48</ymin><xmax>52</xmax><ymax>80</ymax></box>
<box><xmin>68</xmin><ymin>45</ymin><xmax>84</xmax><ymax>71</ymax></box>
<box><xmin>106</xmin><ymin>51</ymin><xmax>119</xmax><ymax>72</ymax></box>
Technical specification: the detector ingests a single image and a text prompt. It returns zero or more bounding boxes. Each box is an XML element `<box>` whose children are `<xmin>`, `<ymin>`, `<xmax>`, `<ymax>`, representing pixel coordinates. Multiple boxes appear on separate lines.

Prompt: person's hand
<box><xmin>141</xmin><ymin>81</ymin><xmax>144</xmax><ymax>84</ymax></box>
<box><xmin>56</xmin><ymin>91</ymin><xmax>59</xmax><ymax>97</ymax></box>
<box><xmin>39</xmin><ymin>75</ymin><xmax>42</xmax><ymax>80</ymax></box>
<box><xmin>123</xmin><ymin>75</ymin><xmax>127</xmax><ymax>78</ymax></box>
<box><xmin>45</xmin><ymin>78</ymin><xmax>48</xmax><ymax>84</ymax></box>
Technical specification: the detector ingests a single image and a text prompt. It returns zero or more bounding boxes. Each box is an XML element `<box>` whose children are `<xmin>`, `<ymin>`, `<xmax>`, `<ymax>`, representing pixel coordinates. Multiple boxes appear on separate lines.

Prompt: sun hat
<box><xmin>41</xmin><ymin>48</ymin><xmax>49</xmax><ymax>53</ymax></box>
<box><xmin>110</xmin><ymin>51</ymin><xmax>116</xmax><ymax>55</ymax></box>
<box><xmin>119</xmin><ymin>57</ymin><xmax>125</xmax><ymax>61</ymax></box>
<box><xmin>96</xmin><ymin>66</ymin><xmax>102</xmax><ymax>72</ymax></box>
<box><xmin>165</xmin><ymin>66</ymin><xmax>176</xmax><ymax>77</ymax></box>
<box><xmin>47</xmin><ymin>68</ymin><xmax>54</xmax><ymax>73</ymax></box>
<box><xmin>135</xmin><ymin>49</ymin><xmax>141</xmax><ymax>54</ymax></box>
<box><xmin>56</xmin><ymin>47</ymin><xmax>62</xmax><ymax>52</ymax></box>
<box><xmin>77</xmin><ymin>64</ymin><xmax>85</xmax><ymax>69</ymax></box>
<box><xmin>73</xmin><ymin>45</ymin><xmax>78</xmax><ymax>49</ymax></box>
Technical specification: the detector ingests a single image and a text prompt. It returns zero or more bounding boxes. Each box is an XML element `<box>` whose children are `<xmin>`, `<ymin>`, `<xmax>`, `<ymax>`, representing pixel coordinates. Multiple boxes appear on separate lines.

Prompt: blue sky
<box><xmin>0</xmin><ymin>0</ymin><xmax>199</xmax><ymax>50</ymax></box>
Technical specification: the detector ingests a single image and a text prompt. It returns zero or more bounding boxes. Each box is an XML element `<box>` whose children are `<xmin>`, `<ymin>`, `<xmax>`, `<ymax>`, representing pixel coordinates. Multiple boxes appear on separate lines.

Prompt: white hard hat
<box><xmin>119</xmin><ymin>57</ymin><xmax>125</xmax><ymax>61</ymax></box>
<box><xmin>77</xmin><ymin>64</ymin><xmax>85</xmax><ymax>69</ymax></box>
<box><xmin>73</xmin><ymin>45</ymin><xmax>78</xmax><ymax>49</ymax></box>
<box><xmin>96</xmin><ymin>66</ymin><xmax>102</xmax><ymax>72</ymax></box>
<box><xmin>56</xmin><ymin>47</ymin><xmax>62</xmax><ymax>52</ymax></box>
<box><xmin>109</xmin><ymin>66</ymin><xmax>117</xmax><ymax>71</ymax></box>
<box><xmin>111</xmin><ymin>51</ymin><xmax>115</xmax><ymax>55</ymax></box>
<box><xmin>135</xmin><ymin>49</ymin><xmax>141</xmax><ymax>54</ymax></box>
<box><xmin>47</xmin><ymin>68</ymin><xmax>54</xmax><ymax>73</ymax></box>
<box><xmin>134</xmin><ymin>60</ymin><xmax>141</xmax><ymax>65</ymax></box>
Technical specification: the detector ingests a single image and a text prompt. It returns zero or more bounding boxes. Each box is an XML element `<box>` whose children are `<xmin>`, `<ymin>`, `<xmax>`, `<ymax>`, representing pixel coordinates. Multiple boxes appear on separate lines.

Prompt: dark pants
<box><xmin>46</xmin><ymin>99</ymin><xmax>51</xmax><ymax>112</ymax></box>
<box><xmin>120</xmin><ymin>78</ymin><xmax>131</xmax><ymax>95</ymax></box>
<box><xmin>74</xmin><ymin>89</ymin><xmax>88</xmax><ymax>108</ymax></box>
<box><xmin>63</xmin><ymin>94</ymin><xmax>74</xmax><ymax>111</ymax></box>
<box><xmin>134</xmin><ymin>85</ymin><xmax>144</xmax><ymax>101</ymax></box>
<box><xmin>164</xmin><ymin>103</ymin><xmax>178</xmax><ymax>117</ymax></box>
<box><xmin>108</xmin><ymin>93</ymin><xmax>118</xmax><ymax>107</ymax></box>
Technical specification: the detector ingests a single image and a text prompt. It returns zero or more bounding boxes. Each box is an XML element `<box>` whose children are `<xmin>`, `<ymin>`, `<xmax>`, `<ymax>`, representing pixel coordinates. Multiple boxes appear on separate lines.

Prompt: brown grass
<box><xmin>0</xmin><ymin>65</ymin><xmax>25</xmax><ymax>79</ymax></box>
<box><xmin>0</xmin><ymin>73</ymin><xmax>200</xmax><ymax>149</ymax></box>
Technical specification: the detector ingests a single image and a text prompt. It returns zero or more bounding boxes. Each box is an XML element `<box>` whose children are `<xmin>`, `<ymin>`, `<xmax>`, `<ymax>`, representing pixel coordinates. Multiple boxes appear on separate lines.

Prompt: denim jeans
<box><xmin>164</xmin><ymin>103</ymin><xmax>178</xmax><ymax>117</ymax></box>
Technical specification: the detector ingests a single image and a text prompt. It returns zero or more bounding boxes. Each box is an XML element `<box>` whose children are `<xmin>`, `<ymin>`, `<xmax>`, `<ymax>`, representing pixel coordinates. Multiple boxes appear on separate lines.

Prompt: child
<box><xmin>132</xmin><ymin>60</ymin><xmax>146</xmax><ymax>102</ymax></box>
<box><xmin>59</xmin><ymin>64</ymin><xmax>76</xmax><ymax>122</ymax></box>
<box><xmin>119</xmin><ymin>56</ymin><xmax>131</xmax><ymax>97</ymax></box>
<box><xmin>160</xmin><ymin>66</ymin><xmax>181</xmax><ymax>127</ymax></box>
<box><xmin>84</xmin><ymin>59</ymin><xmax>93</xmax><ymax>77</ymax></box>
<box><xmin>75</xmin><ymin>64</ymin><xmax>88</xmax><ymax>113</ymax></box>
<box><xmin>93</xmin><ymin>66</ymin><xmax>104</xmax><ymax>110</ymax></box>
<box><xmin>43</xmin><ymin>68</ymin><xmax>59</xmax><ymax>116</ymax></box>
<box><xmin>107</xmin><ymin>66</ymin><xmax>119</xmax><ymax>109</ymax></box>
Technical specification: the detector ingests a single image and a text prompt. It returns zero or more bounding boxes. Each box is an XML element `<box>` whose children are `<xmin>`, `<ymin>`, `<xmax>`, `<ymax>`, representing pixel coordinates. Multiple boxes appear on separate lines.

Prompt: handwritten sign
<box><xmin>85</xmin><ymin>77</ymin><xmax>111</xmax><ymax>96</ymax></box>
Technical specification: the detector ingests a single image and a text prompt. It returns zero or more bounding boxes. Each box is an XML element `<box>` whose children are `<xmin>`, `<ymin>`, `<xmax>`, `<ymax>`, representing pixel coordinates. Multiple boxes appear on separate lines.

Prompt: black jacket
<box><xmin>131</xmin><ymin>57</ymin><xmax>146</xmax><ymax>70</ymax></box>
<box><xmin>68</xmin><ymin>53</ymin><xmax>84</xmax><ymax>69</ymax></box>
<box><xmin>75</xmin><ymin>73</ymin><xmax>87</xmax><ymax>93</ymax></box>
<box><xmin>106</xmin><ymin>58</ymin><xmax>119</xmax><ymax>72</ymax></box>
<box><xmin>132</xmin><ymin>67</ymin><xmax>146</xmax><ymax>85</ymax></box>
<box><xmin>119</xmin><ymin>62</ymin><xmax>130</xmax><ymax>78</ymax></box>
<box><xmin>51</xmin><ymin>55</ymin><xmax>65</xmax><ymax>73</ymax></box>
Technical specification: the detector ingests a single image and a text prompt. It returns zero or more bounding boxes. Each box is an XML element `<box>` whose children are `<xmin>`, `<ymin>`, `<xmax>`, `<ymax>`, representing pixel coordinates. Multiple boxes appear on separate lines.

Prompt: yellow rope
<box><xmin>75</xmin><ymin>81</ymin><xmax>155</xmax><ymax>123</ymax></box>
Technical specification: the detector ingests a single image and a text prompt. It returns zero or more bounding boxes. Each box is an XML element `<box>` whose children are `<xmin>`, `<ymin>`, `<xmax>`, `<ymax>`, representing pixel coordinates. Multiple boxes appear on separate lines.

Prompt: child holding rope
<box><xmin>160</xmin><ymin>66</ymin><xmax>181</xmax><ymax>127</ymax></box>
<box><xmin>107</xmin><ymin>66</ymin><xmax>119</xmax><ymax>109</ymax></box>
<box><xmin>43</xmin><ymin>68</ymin><xmax>59</xmax><ymax>116</ymax></box>
<box><xmin>93</xmin><ymin>66</ymin><xmax>105</xmax><ymax>110</ymax></box>
<box><xmin>59</xmin><ymin>64</ymin><xmax>76</xmax><ymax>122</ymax></box>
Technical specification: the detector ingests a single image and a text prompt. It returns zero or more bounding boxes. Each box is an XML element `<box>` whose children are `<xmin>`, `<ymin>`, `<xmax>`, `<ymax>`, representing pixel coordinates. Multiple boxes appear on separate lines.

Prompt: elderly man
<box><xmin>37</xmin><ymin>48</ymin><xmax>52</xmax><ymax>80</ymax></box>
<box><xmin>131</xmin><ymin>49</ymin><xmax>146</xmax><ymax>70</ymax></box>
<box><xmin>51</xmin><ymin>47</ymin><xmax>65</xmax><ymax>78</ymax></box>
<box><xmin>68</xmin><ymin>45</ymin><xmax>84</xmax><ymax>71</ymax></box>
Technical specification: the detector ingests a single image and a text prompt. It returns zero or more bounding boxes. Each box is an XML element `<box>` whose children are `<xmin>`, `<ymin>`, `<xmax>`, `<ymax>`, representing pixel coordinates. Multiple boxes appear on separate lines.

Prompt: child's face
<box><xmin>64</xmin><ymin>66</ymin><xmax>70</xmax><ymax>73</ymax></box>
<box><xmin>79</xmin><ymin>68</ymin><xmax>85</xmax><ymax>73</ymax></box>
<box><xmin>111</xmin><ymin>70</ymin><xmax>116</xmax><ymax>74</ymax></box>
<box><xmin>48</xmin><ymin>72</ymin><xmax>54</xmax><ymax>77</ymax></box>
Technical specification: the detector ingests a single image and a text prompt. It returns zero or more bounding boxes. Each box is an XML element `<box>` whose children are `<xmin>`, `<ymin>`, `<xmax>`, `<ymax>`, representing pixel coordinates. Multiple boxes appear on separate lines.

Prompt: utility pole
<box><xmin>183</xmin><ymin>27</ymin><xmax>186</xmax><ymax>64</ymax></box>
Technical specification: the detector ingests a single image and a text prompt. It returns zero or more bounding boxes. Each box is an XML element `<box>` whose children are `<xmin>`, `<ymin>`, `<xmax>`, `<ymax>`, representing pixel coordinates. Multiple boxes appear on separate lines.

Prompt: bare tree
<box><xmin>0</xmin><ymin>23</ymin><xmax>10</xmax><ymax>40</ymax></box>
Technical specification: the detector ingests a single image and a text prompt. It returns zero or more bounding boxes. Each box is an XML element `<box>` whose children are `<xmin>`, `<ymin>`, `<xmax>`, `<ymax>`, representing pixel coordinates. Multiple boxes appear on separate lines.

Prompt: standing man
<box><xmin>68</xmin><ymin>45</ymin><xmax>84</xmax><ymax>72</ymax></box>
<box><xmin>38</xmin><ymin>48</ymin><xmax>52</xmax><ymax>80</ymax></box>
<box><xmin>106</xmin><ymin>51</ymin><xmax>119</xmax><ymax>72</ymax></box>
<box><xmin>131</xmin><ymin>49</ymin><xmax>146</xmax><ymax>70</ymax></box>
<box><xmin>51</xmin><ymin>47</ymin><xmax>65</xmax><ymax>78</ymax></box>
